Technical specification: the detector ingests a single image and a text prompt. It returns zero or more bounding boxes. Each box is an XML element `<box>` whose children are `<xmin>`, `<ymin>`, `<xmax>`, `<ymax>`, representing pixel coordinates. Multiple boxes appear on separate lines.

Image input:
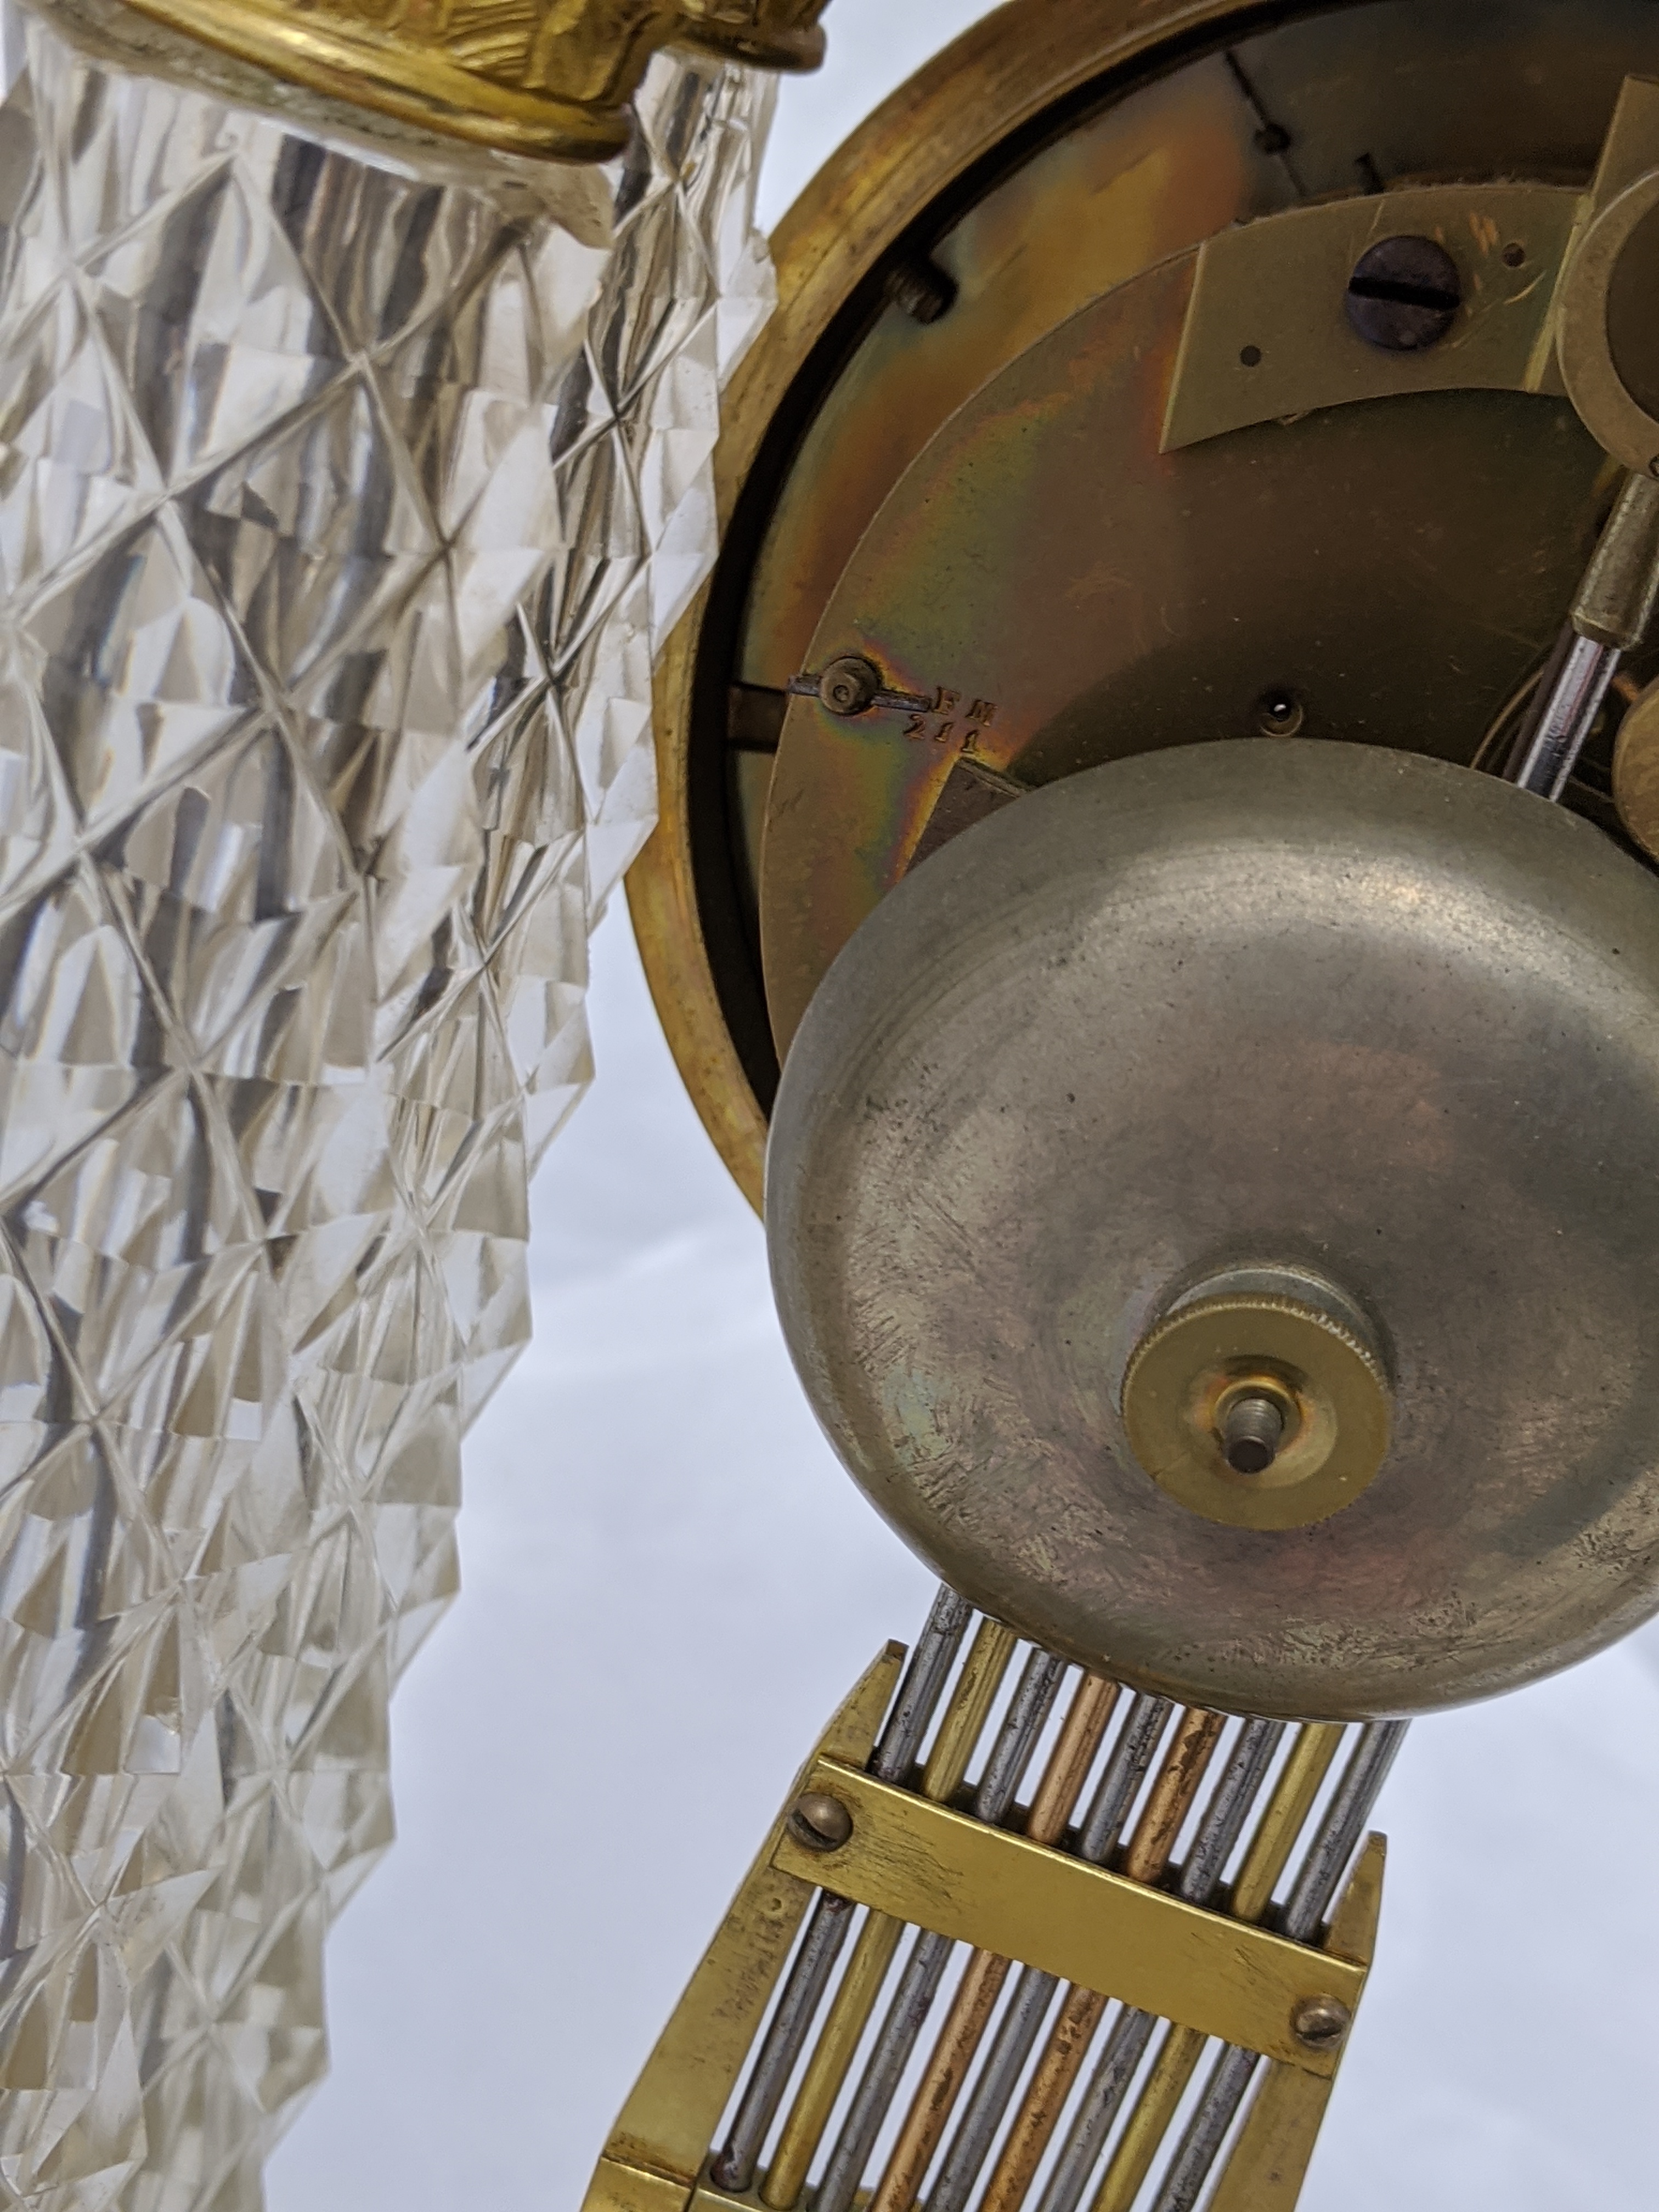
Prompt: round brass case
<box><xmin>633</xmin><ymin>0</ymin><xmax>1659</xmax><ymax>1204</ymax></box>
<box><xmin>1121</xmin><ymin>1294</ymin><xmax>1391</xmax><ymax>1532</ymax></box>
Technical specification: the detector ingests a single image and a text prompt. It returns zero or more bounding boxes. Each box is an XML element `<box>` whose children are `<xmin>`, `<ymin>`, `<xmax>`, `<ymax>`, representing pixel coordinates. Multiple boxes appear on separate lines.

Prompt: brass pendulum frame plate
<box><xmin>581</xmin><ymin>1641</ymin><xmax>906</xmax><ymax>2212</ymax></box>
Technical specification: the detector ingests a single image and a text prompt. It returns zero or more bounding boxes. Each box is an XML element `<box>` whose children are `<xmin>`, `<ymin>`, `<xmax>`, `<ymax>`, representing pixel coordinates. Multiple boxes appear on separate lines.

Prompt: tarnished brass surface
<box><xmin>1561</xmin><ymin>175</ymin><xmax>1659</xmax><ymax>473</ymax></box>
<box><xmin>1206</xmin><ymin>1835</ymin><xmax>1387</xmax><ymax>2212</ymax></box>
<box><xmin>1615</xmin><ymin>673</ymin><xmax>1659</xmax><ymax>856</ymax></box>
<box><xmin>760</xmin><ymin>1911</ymin><xmax>902</xmax><ymax>2209</ymax></box>
<box><xmin>759</xmin><ymin>252</ymin><xmax>1610</xmax><ymax>1055</ymax></box>
<box><xmin>867</xmin><ymin>1673</ymin><xmax>1120</xmax><ymax>2212</ymax></box>
<box><xmin>631</xmin><ymin>0</ymin><xmax>1306</xmax><ymax>1209</ymax></box>
<box><xmin>1560</xmin><ymin>76</ymin><xmax>1659</xmax><ymax>469</ymax></box>
<box><xmin>1163</xmin><ymin>181</ymin><xmax>1577</xmax><ymax>454</ymax></box>
<box><xmin>1121</xmin><ymin>1294</ymin><xmax>1392</xmax><ymax>1533</ymax></box>
<box><xmin>769</xmin><ymin>1758</ymin><xmax>1366</xmax><ymax>2073</ymax></box>
<box><xmin>760</xmin><ymin>1617</ymin><xmax>1018</xmax><ymax>2209</ymax></box>
<box><xmin>588</xmin><ymin>2163</ymin><xmax>693</xmax><ymax>2212</ymax></box>
<box><xmin>581</xmin><ymin>1643</ymin><xmax>903</xmax><ymax>2212</ymax></box>
<box><xmin>1094</xmin><ymin>2027</ymin><xmax>1207</xmax><ymax>2212</ymax></box>
<box><xmin>922</xmin><ymin>1616</ymin><xmax>1020</xmax><ymax>1799</ymax></box>
<box><xmin>977</xmin><ymin>1708</ymin><xmax>1228</xmax><ymax>2211</ymax></box>
<box><xmin>82</xmin><ymin>0</ymin><xmax>825</xmax><ymax>159</ymax></box>
<box><xmin>768</xmin><ymin>743</ymin><xmax>1659</xmax><ymax>1718</ymax></box>
<box><xmin>594</xmin><ymin>1629</ymin><xmax>1386</xmax><ymax>2212</ymax></box>
<box><xmin>631</xmin><ymin>0</ymin><xmax>1659</xmax><ymax>1198</ymax></box>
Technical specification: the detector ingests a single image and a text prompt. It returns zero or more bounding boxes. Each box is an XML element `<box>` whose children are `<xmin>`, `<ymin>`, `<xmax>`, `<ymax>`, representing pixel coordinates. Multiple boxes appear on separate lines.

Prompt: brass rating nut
<box><xmin>1121</xmin><ymin>1290</ymin><xmax>1391</xmax><ymax>1532</ymax></box>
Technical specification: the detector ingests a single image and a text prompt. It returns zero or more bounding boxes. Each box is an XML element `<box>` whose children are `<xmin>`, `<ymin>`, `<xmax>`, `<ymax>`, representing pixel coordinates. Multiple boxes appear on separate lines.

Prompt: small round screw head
<box><xmin>1345</xmin><ymin>235</ymin><xmax>1462</xmax><ymax>352</ymax></box>
<box><xmin>817</xmin><ymin>656</ymin><xmax>882</xmax><ymax>717</ymax></box>
<box><xmin>1292</xmin><ymin>1994</ymin><xmax>1352</xmax><ymax>2050</ymax></box>
<box><xmin>884</xmin><ymin>257</ymin><xmax>958</xmax><ymax>326</ymax></box>
<box><xmin>1255</xmin><ymin>687</ymin><xmax>1305</xmax><ymax>738</ymax></box>
<box><xmin>788</xmin><ymin>1791</ymin><xmax>854</xmax><ymax>1854</ymax></box>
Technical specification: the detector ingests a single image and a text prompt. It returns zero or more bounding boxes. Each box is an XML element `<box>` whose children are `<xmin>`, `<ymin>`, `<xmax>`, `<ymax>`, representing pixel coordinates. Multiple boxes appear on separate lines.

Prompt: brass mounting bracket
<box><xmin>64</xmin><ymin>0</ymin><xmax>828</xmax><ymax>162</ymax></box>
<box><xmin>1164</xmin><ymin>72</ymin><xmax>1659</xmax><ymax>464</ymax></box>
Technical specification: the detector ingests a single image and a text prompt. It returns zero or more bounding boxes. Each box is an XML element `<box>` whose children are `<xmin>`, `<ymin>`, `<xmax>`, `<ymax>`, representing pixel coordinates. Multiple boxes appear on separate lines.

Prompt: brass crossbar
<box><xmin>770</xmin><ymin>1762</ymin><xmax>1363</xmax><ymax>2076</ymax></box>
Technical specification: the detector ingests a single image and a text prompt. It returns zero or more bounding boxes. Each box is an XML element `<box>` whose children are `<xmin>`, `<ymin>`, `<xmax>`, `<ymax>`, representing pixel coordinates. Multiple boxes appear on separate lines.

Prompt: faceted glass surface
<box><xmin>0</xmin><ymin>11</ymin><xmax>776</xmax><ymax>2202</ymax></box>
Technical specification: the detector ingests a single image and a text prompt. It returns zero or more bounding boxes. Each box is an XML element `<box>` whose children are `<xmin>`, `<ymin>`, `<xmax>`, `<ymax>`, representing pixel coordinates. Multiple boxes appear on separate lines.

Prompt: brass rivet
<box><xmin>788</xmin><ymin>1791</ymin><xmax>854</xmax><ymax>1853</ymax></box>
<box><xmin>817</xmin><ymin>656</ymin><xmax>883</xmax><ymax>717</ymax></box>
<box><xmin>1291</xmin><ymin>1994</ymin><xmax>1352</xmax><ymax>2050</ymax></box>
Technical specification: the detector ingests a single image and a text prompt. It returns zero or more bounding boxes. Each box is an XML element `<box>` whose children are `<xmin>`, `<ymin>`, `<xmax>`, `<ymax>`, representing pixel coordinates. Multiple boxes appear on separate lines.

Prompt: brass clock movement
<box><xmin>600</xmin><ymin>6</ymin><xmax>1659</xmax><ymax>2209</ymax></box>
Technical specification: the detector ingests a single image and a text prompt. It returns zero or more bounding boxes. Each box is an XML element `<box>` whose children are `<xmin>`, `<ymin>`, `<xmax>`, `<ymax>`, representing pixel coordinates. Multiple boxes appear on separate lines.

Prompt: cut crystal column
<box><xmin>0</xmin><ymin>8</ymin><xmax>776</xmax><ymax>2203</ymax></box>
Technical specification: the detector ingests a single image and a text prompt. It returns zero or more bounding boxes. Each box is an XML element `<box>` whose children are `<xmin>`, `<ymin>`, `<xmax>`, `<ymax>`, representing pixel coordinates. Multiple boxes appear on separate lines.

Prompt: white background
<box><xmin>268</xmin><ymin>8</ymin><xmax>1659</xmax><ymax>2206</ymax></box>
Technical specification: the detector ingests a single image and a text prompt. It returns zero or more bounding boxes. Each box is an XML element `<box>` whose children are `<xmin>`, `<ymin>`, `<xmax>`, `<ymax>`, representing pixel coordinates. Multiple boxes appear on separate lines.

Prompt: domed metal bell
<box><xmin>767</xmin><ymin>742</ymin><xmax>1659</xmax><ymax>1720</ymax></box>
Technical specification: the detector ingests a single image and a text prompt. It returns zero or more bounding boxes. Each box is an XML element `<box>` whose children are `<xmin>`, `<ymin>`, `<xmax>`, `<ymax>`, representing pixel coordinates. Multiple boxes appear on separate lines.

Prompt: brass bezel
<box><xmin>628</xmin><ymin>0</ymin><xmax>1297</xmax><ymax>1213</ymax></box>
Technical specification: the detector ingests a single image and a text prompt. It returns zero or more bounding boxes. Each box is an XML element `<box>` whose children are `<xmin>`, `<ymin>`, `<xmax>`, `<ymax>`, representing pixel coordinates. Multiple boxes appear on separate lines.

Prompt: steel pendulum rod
<box><xmin>977</xmin><ymin>1709</ymin><xmax>1232</xmax><ymax>2212</ymax></box>
<box><xmin>1035</xmin><ymin>1717</ymin><xmax>1287</xmax><ymax>2212</ymax></box>
<box><xmin>1505</xmin><ymin>470</ymin><xmax>1659</xmax><ymax>798</ymax></box>
<box><xmin>810</xmin><ymin>1648</ymin><xmax>1069</xmax><ymax>2212</ymax></box>
<box><xmin>918</xmin><ymin>1691</ymin><xmax>1175</xmax><ymax>2212</ymax></box>
<box><xmin>1146</xmin><ymin>1719</ymin><xmax>1410</xmax><ymax>2212</ymax></box>
<box><xmin>761</xmin><ymin>1615</ymin><xmax>1019</xmax><ymax>2209</ymax></box>
<box><xmin>869</xmin><ymin>1673</ymin><xmax>1122</xmax><ymax>2212</ymax></box>
<box><xmin>709</xmin><ymin>1585</ymin><xmax>973</xmax><ymax>2193</ymax></box>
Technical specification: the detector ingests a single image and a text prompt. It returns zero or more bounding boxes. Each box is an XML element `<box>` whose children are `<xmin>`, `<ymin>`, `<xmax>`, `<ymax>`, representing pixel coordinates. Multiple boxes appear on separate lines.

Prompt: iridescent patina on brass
<box><xmin>631</xmin><ymin>0</ymin><xmax>1659</xmax><ymax>1201</ymax></box>
<box><xmin>758</xmin><ymin>249</ymin><xmax>1612</xmax><ymax>1052</ymax></box>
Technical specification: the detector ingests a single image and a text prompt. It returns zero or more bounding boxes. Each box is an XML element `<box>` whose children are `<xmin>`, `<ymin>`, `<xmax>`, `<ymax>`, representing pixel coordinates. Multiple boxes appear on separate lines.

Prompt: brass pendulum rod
<box><xmin>1146</xmin><ymin>1720</ymin><xmax>1409</xmax><ymax>2212</ymax></box>
<box><xmin>710</xmin><ymin>1584</ymin><xmax>973</xmax><ymax>2193</ymax></box>
<box><xmin>868</xmin><ymin>1673</ymin><xmax>1121</xmax><ymax>2212</ymax></box>
<box><xmin>810</xmin><ymin>1646</ymin><xmax>1071</xmax><ymax>2212</ymax></box>
<box><xmin>922</xmin><ymin>1694</ymin><xmax>1180</xmax><ymax>2212</ymax></box>
<box><xmin>760</xmin><ymin>1616</ymin><xmax>1020</xmax><ymax>2209</ymax></box>
<box><xmin>1228</xmin><ymin>1722</ymin><xmax>1344</xmax><ymax>1928</ymax></box>
<box><xmin>1049</xmin><ymin>1722</ymin><xmax>1341</xmax><ymax>2212</ymax></box>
